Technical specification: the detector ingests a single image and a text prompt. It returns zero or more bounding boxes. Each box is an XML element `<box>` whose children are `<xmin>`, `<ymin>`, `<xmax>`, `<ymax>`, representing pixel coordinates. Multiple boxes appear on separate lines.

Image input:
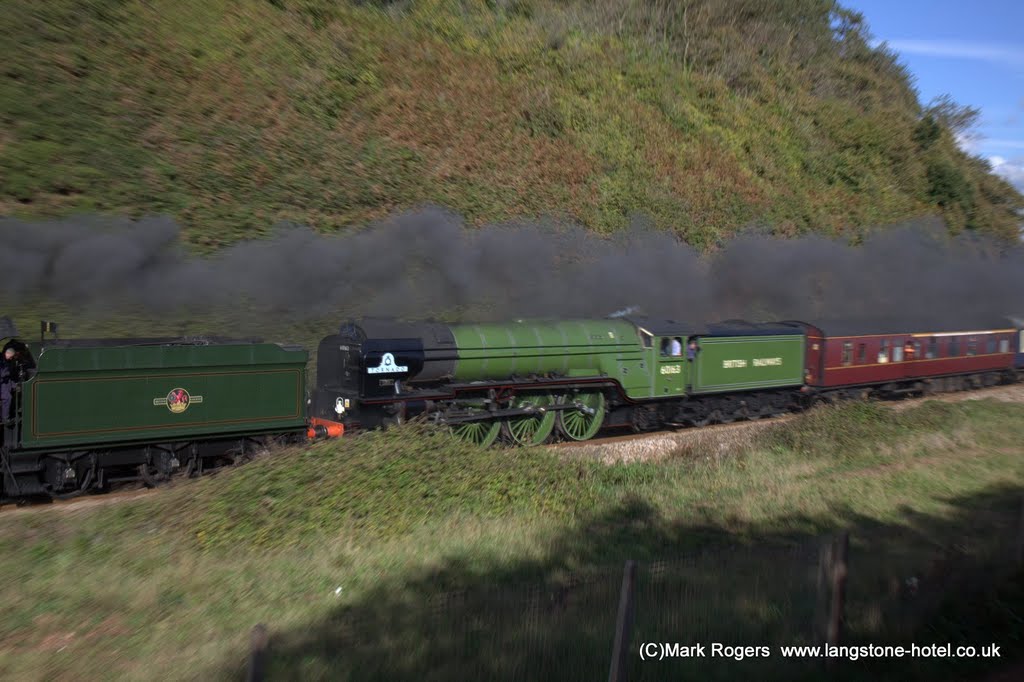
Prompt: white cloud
<box><xmin>983</xmin><ymin>139</ymin><xmax>1024</xmax><ymax>150</ymax></box>
<box><xmin>955</xmin><ymin>131</ymin><xmax>981</xmax><ymax>153</ymax></box>
<box><xmin>884</xmin><ymin>39</ymin><xmax>1024</xmax><ymax>69</ymax></box>
<box><xmin>990</xmin><ymin>155</ymin><xmax>1024</xmax><ymax>192</ymax></box>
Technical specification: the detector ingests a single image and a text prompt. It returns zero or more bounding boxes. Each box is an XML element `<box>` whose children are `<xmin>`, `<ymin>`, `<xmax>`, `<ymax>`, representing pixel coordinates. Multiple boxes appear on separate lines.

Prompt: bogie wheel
<box><xmin>139</xmin><ymin>463</ymin><xmax>168</xmax><ymax>488</ymax></box>
<box><xmin>451</xmin><ymin>420</ymin><xmax>502</xmax><ymax>448</ymax></box>
<box><xmin>556</xmin><ymin>392</ymin><xmax>606</xmax><ymax>442</ymax></box>
<box><xmin>503</xmin><ymin>394</ymin><xmax>557</xmax><ymax>446</ymax></box>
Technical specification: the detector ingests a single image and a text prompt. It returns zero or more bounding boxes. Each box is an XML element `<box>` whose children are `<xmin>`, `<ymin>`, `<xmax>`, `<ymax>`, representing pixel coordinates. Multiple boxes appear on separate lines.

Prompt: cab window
<box><xmin>660</xmin><ymin>337</ymin><xmax>682</xmax><ymax>356</ymax></box>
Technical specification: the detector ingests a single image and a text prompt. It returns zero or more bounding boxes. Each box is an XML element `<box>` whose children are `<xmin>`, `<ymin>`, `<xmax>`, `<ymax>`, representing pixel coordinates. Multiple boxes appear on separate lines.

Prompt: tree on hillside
<box><xmin>925</xmin><ymin>94</ymin><xmax>982</xmax><ymax>138</ymax></box>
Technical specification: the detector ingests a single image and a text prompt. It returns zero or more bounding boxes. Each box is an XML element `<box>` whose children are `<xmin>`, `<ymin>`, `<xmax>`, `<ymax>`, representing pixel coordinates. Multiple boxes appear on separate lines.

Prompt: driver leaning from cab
<box><xmin>1</xmin><ymin>347</ymin><xmax>16</xmax><ymax>427</ymax></box>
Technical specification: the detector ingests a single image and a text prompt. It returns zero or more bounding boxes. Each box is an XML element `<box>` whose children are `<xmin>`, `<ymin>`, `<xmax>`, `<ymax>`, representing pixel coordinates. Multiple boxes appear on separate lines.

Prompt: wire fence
<box><xmin>247</xmin><ymin>497</ymin><xmax>1024</xmax><ymax>681</ymax></box>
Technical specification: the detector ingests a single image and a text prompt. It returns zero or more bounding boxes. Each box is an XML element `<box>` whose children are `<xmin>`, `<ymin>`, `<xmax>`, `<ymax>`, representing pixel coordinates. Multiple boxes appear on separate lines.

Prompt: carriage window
<box><xmin>949</xmin><ymin>337</ymin><xmax>959</xmax><ymax>356</ymax></box>
<box><xmin>1000</xmin><ymin>338</ymin><xmax>1010</xmax><ymax>354</ymax></box>
<box><xmin>986</xmin><ymin>337</ymin><xmax>996</xmax><ymax>354</ymax></box>
<box><xmin>967</xmin><ymin>338</ymin><xmax>977</xmax><ymax>356</ymax></box>
<box><xmin>878</xmin><ymin>339</ymin><xmax>889</xmax><ymax>363</ymax></box>
<box><xmin>857</xmin><ymin>343</ymin><xmax>866</xmax><ymax>364</ymax></box>
<box><xmin>640</xmin><ymin>331</ymin><xmax>652</xmax><ymax>348</ymax></box>
<box><xmin>842</xmin><ymin>342</ymin><xmax>853</xmax><ymax>366</ymax></box>
<box><xmin>893</xmin><ymin>343</ymin><xmax>904</xmax><ymax>362</ymax></box>
<box><xmin>926</xmin><ymin>337</ymin><xmax>937</xmax><ymax>359</ymax></box>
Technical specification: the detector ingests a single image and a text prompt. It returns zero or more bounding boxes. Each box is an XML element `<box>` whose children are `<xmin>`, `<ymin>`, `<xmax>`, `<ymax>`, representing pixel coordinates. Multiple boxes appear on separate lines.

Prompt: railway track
<box><xmin>551</xmin><ymin>412</ymin><xmax>800</xmax><ymax>448</ymax></box>
<box><xmin>4</xmin><ymin>384</ymin><xmax>1022</xmax><ymax>515</ymax></box>
<box><xmin>553</xmin><ymin>383</ymin><xmax>1024</xmax><ymax>462</ymax></box>
<box><xmin>0</xmin><ymin>450</ymin><xmax>267</xmax><ymax>514</ymax></box>
<box><xmin>0</xmin><ymin>486</ymin><xmax>159</xmax><ymax>515</ymax></box>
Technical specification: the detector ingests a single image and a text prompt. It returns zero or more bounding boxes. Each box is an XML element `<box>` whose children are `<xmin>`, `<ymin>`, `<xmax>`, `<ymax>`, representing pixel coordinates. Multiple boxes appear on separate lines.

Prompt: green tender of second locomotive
<box><xmin>20</xmin><ymin>342</ymin><xmax>309</xmax><ymax>451</ymax></box>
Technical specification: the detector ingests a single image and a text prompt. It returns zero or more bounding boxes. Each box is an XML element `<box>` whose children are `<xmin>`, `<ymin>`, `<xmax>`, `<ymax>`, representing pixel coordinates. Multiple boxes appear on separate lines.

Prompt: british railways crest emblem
<box><xmin>153</xmin><ymin>388</ymin><xmax>204</xmax><ymax>413</ymax></box>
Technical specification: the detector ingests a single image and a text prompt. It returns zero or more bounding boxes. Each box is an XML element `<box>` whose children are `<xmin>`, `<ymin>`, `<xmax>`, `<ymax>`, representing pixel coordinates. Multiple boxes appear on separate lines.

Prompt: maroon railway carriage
<box><xmin>785</xmin><ymin>319</ymin><xmax>1018</xmax><ymax>397</ymax></box>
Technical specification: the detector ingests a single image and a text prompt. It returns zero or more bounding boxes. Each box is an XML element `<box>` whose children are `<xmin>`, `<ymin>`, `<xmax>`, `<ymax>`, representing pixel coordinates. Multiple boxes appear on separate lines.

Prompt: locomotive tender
<box><xmin>3</xmin><ymin>312</ymin><xmax>1022</xmax><ymax>501</ymax></box>
<box><xmin>0</xmin><ymin>318</ymin><xmax>341</xmax><ymax>502</ymax></box>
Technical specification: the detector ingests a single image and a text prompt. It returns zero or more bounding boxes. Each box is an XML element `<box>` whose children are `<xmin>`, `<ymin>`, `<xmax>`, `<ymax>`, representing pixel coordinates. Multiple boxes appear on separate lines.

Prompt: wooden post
<box><xmin>826</xmin><ymin>532</ymin><xmax>850</xmax><ymax>660</ymax></box>
<box><xmin>247</xmin><ymin>623</ymin><xmax>268</xmax><ymax>682</ymax></box>
<box><xmin>608</xmin><ymin>560</ymin><xmax>638</xmax><ymax>682</ymax></box>
<box><xmin>815</xmin><ymin>540</ymin><xmax>832</xmax><ymax>645</ymax></box>
<box><xmin>1016</xmin><ymin>496</ymin><xmax>1024</xmax><ymax>566</ymax></box>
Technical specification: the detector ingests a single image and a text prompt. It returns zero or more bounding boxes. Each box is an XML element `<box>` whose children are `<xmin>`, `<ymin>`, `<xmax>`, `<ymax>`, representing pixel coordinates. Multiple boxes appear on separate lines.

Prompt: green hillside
<box><xmin>3</xmin><ymin>0</ymin><xmax>1022</xmax><ymax>247</ymax></box>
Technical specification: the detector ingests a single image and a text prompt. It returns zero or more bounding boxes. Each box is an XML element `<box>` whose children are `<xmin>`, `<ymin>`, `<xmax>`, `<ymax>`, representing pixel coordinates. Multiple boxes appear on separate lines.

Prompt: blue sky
<box><xmin>841</xmin><ymin>0</ymin><xmax>1024</xmax><ymax>191</ymax></box>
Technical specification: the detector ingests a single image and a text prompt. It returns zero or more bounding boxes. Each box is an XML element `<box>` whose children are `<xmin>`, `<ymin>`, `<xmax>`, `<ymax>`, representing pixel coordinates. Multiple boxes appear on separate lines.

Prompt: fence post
<box><xmin>815</xmin><ymin>540</ymin><xmax>832</xmax><ymax>645</ymax></box>
<box><xmin>248</xmin><ymin>623</ymin><xmax>268</xmax><ymax>682</ymax></box>
<box><xmin>826</xmin><ymin>531</ymin><xmax>850</xmax><ymax>663</ymax></box>
<box><xmin>1016</xmin><ymin>496</ymin><xmax>1024</xmax><ymax>567</ymax></box>
<box><xmin>608</xmin><ymin>560</ymin><xmax>638</xmax><ymax>682</ymax></box>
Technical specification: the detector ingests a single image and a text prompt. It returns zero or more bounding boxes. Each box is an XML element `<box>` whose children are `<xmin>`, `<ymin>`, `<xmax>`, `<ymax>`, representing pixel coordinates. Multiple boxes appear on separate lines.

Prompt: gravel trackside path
<box><xmin>558</xmin><ymin>384</ymin><xmax>1024</xmax><ymax>464</ymax></box>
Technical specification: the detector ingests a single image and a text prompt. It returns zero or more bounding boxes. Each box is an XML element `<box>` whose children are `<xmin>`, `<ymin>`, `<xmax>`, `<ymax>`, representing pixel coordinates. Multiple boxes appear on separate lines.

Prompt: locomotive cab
<box><xmin>2</xmin><ymin>338</ymin><xmax>37</xmax><ymax>374</ymax></box>
<box><xmin>1</xmin><ymin>317</ymin><xmax>40</xmax><ymax>451</ymax></box>
<box><xmin>1</xmin><ymin>316</ymin><xmax>36</xmax><ymax>366</ymax></box>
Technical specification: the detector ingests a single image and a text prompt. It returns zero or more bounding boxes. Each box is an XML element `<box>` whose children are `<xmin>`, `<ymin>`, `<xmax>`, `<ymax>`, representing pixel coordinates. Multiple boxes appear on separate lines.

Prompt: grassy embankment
<box><xmin>0</xmin><ymin>399</ymin><xmax>1022</xmax><ymax>680</ymax></box>
<box><xmin>3</xmin><ymin>0</ymin><xmax>1022</xmax><ymax>247</ymax></box>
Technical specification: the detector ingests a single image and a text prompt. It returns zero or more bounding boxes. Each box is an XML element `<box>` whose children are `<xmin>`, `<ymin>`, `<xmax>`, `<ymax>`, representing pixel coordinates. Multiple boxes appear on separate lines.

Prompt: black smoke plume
<box><xmin>1</xmin><ymin>209</ymin><xmax>1021</xmax><ymax>328</ymax></box>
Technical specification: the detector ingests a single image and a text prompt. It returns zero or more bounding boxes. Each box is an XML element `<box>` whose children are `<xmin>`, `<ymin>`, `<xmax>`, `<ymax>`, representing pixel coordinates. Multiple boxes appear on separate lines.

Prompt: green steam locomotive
<box><xmin>310</xmin><ymin>316</ymin><xmax>808</xmax><ymax>447</ymax></box>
